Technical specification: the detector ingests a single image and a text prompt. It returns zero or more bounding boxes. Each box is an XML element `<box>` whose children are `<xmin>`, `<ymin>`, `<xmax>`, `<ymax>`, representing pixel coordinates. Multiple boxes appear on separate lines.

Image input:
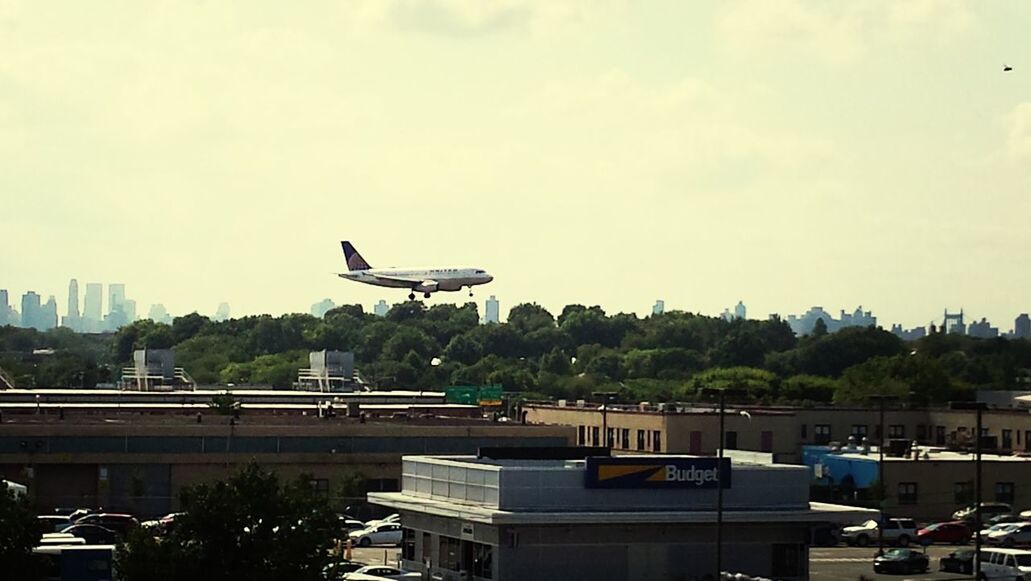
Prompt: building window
<box><xmin>402</xmin><ymin>528</ymin><xmax>415</xmax><ymax>561</ymax></box>
<box><xmin>591</xmin><ymin>427</ymin><xmax>599</xmax><ymax>446</ymax></box>
<box><xmin>996</xmin><ymin>482</ymin><xmax>1016</xmax><ymax>504</ymax></box>
<box><xmin>606</xmin><ymin>428</ymin><xmax>615</xmax><ymax>448</ymax></box>
<box><xmin>800</xmin><ymin>424</ymin><xmax>807</xmax><ymax>439</ymax></box>
<box><xmin>936</xmin><ymin>426</ymin><xmax>947</xmax><ymax>446</ymax></box>
<box><xmin>898</xmin><ymin>482</ymin><xmax>918</xmax><ymax>505</ymax></box>
<box><xmin>771</xmin><ymin>544</ymin><xmax>803</xmax><ymax>577</ymax></box>
<box><xmin>850</xmin><ymin>425</ymin><xmax>868</xmax><ymax>438</ymax></box>
<box><xmin>636</xmin><ymin>430</ymin><xmax>646</xmax><ymax>451</ymax></box>
<box><xmin>814</xmin><ymin>424</ymin><xmax>832</xmax><ymax>445</ymax></box>
<box><xmin>472</xmin><ymin>542</ymin><xmax>493</xmax><ymax>579</ymax></box>
<box><xmin>955</xmin><ymin>481</ymin><xmax>974</xmax><ymax>505</ymax></box>
<box><xmin>422</xmin><ymin>532</ymin><xmax>432</xmax><ymax>562</ymax></box>
<box><xmin>309</xmin><ymin>478</ymin><xmax>329</xmax><ymax>496</ymax></box>
<box><xmin>725</xmin><ymin>431</ymin><xmax>738</xmax><ymax>450</ymax></box>
<box><xmin>652</xmin><ymin>430</ymin><xmax>662</xmax><ymax>453</ymax></box>
<box><xmin>916</xmin><ymin>424</ymin><xmax>927</xmax><ymax>440</ymax></box>
<box><xmin>577</xmin><ymin>425</ymin><xmax>585</xmax><ymax>445</ymax></box>
<box><xmin>888</xmin><ymin>425</ymin><xmax>905</xmax><ymax>439</ymax></box>
<box><xmin>439</xmin><ymin>536</ymin><xmax>460</xmax><ymax>571</ymax></box>
<box><xmin>1003</xmin><ymin>430</ymin><xmax>1013</xmax><ymax>449</ymax></box>
<box><xmin>621</xmin><ymin>428</ymin><xmax>630</xmax><ymax>450</ymax></box>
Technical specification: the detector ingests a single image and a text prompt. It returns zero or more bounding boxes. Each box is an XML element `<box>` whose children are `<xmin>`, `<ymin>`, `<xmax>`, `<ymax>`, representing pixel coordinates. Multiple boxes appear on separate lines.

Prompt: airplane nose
<box><xmin>485</xmin><ymin>275</ymin><xmax>494</xmax><ymax>283</ymax></box>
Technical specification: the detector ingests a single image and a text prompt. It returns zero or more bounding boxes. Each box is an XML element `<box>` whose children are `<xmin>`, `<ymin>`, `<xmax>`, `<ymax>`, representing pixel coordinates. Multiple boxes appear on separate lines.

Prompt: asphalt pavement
<box><xmin>811</xmin><ymin>546</ymin><xmax>973</xmax><ymax>581</ymax></box>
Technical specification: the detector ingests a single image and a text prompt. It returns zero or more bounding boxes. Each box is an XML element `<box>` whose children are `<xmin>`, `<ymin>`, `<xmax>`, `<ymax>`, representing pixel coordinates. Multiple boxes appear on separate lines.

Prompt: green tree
<box><xmin>0</xmin><ymin>483</ymin><xmax>42</xmax><ymax>580</ymax></box>
<box><xmin>443</xmin><ymin>335</ymin><xmax>483</xmax><ymax>366</ymax></box>
<box><xmin>117</xmin><ymin>464</ymin><xmax>337</xmax><ymax>581</ymax></box>
<box><xmin>507</xmin><ymin>303</ymin><xmax>555</xmax><ymax>334</ymax></box>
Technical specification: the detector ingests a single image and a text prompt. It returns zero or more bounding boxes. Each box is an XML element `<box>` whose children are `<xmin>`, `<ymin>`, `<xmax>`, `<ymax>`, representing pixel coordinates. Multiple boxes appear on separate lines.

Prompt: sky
<box><xmin>1</xmin><ymin>1</ymin><xmax>1029</xmax><ymax>329</ymax></box>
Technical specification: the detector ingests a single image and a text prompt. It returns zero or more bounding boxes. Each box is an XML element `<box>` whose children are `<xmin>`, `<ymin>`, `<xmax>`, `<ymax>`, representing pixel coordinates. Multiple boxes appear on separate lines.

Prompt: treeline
<box><xmin>3</xmin><ymin>302</ymin><xmax>1031</xmax><ymax>405</ymax></box>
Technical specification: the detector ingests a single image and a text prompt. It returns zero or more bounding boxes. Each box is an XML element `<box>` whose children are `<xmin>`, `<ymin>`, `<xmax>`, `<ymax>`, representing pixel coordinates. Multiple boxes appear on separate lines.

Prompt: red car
<box><xmin>917</xmin><ymin>521</ymin><xmax>971</xmax><ymax>545</ymax></box>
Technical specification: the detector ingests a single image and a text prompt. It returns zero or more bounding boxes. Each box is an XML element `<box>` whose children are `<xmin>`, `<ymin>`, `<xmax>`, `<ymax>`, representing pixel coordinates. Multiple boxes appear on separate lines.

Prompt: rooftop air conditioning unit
<box><xmin>575</xmin><ymin>399</ymin><xmax>585</xmax><ymax>408</ymax></box>
<box><xmin>557</xmin><ymin>399</ymin><xmax>567</xmax><ymax>407</ymax></box>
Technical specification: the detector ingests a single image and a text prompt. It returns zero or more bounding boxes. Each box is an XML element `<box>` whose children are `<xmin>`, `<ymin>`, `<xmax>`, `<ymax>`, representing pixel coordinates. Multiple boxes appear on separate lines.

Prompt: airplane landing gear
<box><xmin>468</xmin><ymin>286</ymin><xmax>474</xmax><ymax>297</ymax></box>
<box><xmin>408</xmin><ymin>292</ymin><xmax>416</xmax><ymax>301</ymax></box>
<box><xmin>423</xmin><ymin>292</ymin><xmax>432</xmax><ymax>299</ymax></box>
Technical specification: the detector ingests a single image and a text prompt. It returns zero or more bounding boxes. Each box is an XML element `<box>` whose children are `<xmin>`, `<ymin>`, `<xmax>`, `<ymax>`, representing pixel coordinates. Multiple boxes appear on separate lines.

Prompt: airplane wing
<box><xmin>376</xmin><ymin>275</ymin><xmax>439</xmax><ymax>290</ymax></box>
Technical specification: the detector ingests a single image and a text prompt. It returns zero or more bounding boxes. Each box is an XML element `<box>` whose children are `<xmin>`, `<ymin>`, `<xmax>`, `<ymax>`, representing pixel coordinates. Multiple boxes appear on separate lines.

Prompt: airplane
<box><xmin>337</xmin><ymin>241</ymin><xmax>493</xmax><ymax>300</ymax></box>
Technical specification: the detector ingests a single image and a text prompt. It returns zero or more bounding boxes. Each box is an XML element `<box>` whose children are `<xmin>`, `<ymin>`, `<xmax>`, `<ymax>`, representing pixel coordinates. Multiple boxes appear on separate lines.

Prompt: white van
<box><xmin>976</xmin><ymin>547</ymin><xmax>1031</xmax><ymax>579</ymax></box>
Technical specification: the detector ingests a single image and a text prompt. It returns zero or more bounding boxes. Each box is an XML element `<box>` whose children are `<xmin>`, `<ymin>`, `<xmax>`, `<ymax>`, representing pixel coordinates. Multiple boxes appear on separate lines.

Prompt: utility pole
<box><xmin>869</xmin><ymin>394</ymin><xmax>899</xmax><ymax>557</ymax></box>
<box><xmin>702</xmin><ymin>386</ymin><xmax>745</xmax><ymax>579</ymax></box>
<box><xmin>952</xmin><ymin>401</ymin><xmax>987</xmax><ymax>576</ymax></box>
<box><xmin>592</xmin><ymin>391</ymin><xmax>618</xmax><ymax>448</ymax></box>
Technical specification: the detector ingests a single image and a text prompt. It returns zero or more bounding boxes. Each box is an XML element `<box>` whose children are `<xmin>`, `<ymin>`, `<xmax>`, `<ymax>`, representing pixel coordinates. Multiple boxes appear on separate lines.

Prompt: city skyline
<box><xmin>1</xmin><ymin>3</ymin><xmax>1030</xmax><ymax>331</ymax></box>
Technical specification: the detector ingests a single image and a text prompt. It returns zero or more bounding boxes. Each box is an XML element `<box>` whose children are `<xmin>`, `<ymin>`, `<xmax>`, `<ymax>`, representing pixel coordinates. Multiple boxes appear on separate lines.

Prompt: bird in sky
<box><xmin>1004</xmin><ymin>64</ymin><xmax>1013</xmax><ymax>72</ymax></box>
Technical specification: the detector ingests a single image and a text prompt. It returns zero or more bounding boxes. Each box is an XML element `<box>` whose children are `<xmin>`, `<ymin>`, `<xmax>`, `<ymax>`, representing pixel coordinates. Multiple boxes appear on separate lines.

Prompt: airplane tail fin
<box><xmin>341</xmin><ymin>241</ymin><xmax>372</xmax><ymax>271</ymax></box>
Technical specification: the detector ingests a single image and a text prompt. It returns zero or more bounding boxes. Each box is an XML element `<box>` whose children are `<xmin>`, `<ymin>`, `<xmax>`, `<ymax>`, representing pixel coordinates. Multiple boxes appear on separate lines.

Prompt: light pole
<box><xmin>702</xmin><ymin>387</ymin><xmax>745</xmax><ymax>580</ymax></box>
<box><xmin>868</xmin><ymin>394</ymin><xmax>899</xmax><ymax>556</ymax></box>
<box><xmin>592</xmin><ymin>391</ymin><xmax>618</xmax><ymax>448</ymax></box>
<box><xmin>952</xmin><ymin>401</ymin><xmax>987</xmax><ymax>577</ymax></box>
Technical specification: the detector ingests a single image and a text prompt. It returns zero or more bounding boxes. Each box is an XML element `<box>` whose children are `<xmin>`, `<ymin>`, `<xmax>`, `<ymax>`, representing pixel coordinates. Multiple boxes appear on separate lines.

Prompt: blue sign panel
<box><xmin>584</xmin><ymin>456</ymin><xmax>732</xmax><ymax>489</ymax></box>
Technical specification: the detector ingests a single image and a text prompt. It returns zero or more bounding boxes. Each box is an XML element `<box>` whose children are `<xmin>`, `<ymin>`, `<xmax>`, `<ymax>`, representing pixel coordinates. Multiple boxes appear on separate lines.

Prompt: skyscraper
<box><xmin>63</xmin><ymin>279</ymin><xmax>81</xmax><ymax>331</ymax></box>
<box><xmin>108</xmin><ymin>284</ymin><xmax>126</xmax><ymax>316</ymax></box>
<box><xmin>148</xmin><ymin>304</ymin><xmax>172</xmax><ymax>325</ymax></box>
<box><xmin>21</xmin><ymin>291</ymin><xmax>41</xmax><ymax>330</ymax></box>
<box><xmin>1015</xmin><ymin>314</ymin><xmax>1030</xmax><ymax>339</ymax></box>
<box><xmin>373</xmin><ymin>300</ymin><xmax>389</xmax><ymax>317</ymax></box>
<box><xmin>42</xmin><ymin>296</ymin><xmax>58</xmax><ymax>330</ymax></box>
<box><xmin>652</xmin><ymin>300</ymin><xmax>665</xmax><ymax>316</ymax></box>
<box><xmin>84</xmin><ymin>283</ymin><xmax>103</xmax><ymax>331</ymax></box>
<box><xmin>0</xmin><ymin>289</ymin><xmax>9</xmax><ymax>326</ymax></box>
<box><xmin>484</xmin><ymin>295</ymin><xmax>500</xmax><ymax>324</ymax></box>
<box><xmin>734</xmin><ymin>301</ymin><xmax>747</xmax><ymax>320</ymax></box>
<box><xmin>123</xmin><ymin>299</ymin><xmax>137</xmax><ymax>324</ymax></box>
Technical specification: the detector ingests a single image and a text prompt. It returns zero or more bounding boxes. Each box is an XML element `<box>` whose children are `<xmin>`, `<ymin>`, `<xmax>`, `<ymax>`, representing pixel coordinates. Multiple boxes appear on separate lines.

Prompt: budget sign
<box><xmin>584</xmin><ymin>457</ymin><xmax>732</xmax><ymax>489</ymax></box>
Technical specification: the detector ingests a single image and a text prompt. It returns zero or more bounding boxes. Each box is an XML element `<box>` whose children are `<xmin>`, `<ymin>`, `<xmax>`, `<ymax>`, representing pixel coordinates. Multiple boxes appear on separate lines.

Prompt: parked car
<box><xmin>68</xmin><ymin>508</ymin><xmax>96</xmax><ymax>522</ymax></box>
<box><xmin>73</xmin><ymin>513</ymin><xmax>138</xmax><ymax>536</ymax></box>
<box><xmin>987</xmin><ymin>522</ymin><xmax>1031</xmax><ymax>547</ymax></box>
<box><xmin>37</xmin><ymin>515</ymin><xmax>71</xmax><ymax>535</ymax></box>
<box><xmin>348</xmin><ymin>523</ymin><xmax>403</xmax><ymax>547</ymax></box>
<box><xmin>987</xmin><ymin>514</ymin><xmax>1026</xmax><ymax>527</ymax></box>
<box><xmin>917</xmin><ymin>521</ymin><xmax>971</xmax><ymax>545</ymax></box>
<box><xmin>36</xmin><ymin>534</ymin><xmax>87</xmax><ymax>546</ymax></box>
<box><xmin>953</xmin><ymin>502</ymin><xmax>1012</xmax><ymax>523</ymax></box>
<box><xmin>56</xmin><ymin>524</ymin><xmax>121</xmax><ymax>545</ymax></box>
<box><xmin>872</xmin><ymin>549</ymin><xmax>929</xmax><ymax>574</ymax></box>
<box><xmin>323</xmin><ymin>560</ymin><xmax>368</xmax><ymax>580</ymax></box>
<box><xmin>939</xmin><ymin>549</ymin><xmax>975</xmax><ymax>574</ymax></box>
<box><xmin>842</xmin><ymin>518</ymin><xmax>917</xmax><ymax>547</ymax></box>
<box><xmin>337</xmin><ymin>516</ymin><xmax>367</xmax><ymax>534</ymax></box>
<box><xmin>979</xmin><ymin>522</ymin><xmax>1024</xmax><ymax>541</ymax></box>
<box><xmin>977</xmin><ymin>548</ymin><xmax>1031</xmax><ymax>577</ymax></box>
<box><xmin>342</xmin><ymin>565</ymin><xmax>420</xmax><ymax>580</ymax></box>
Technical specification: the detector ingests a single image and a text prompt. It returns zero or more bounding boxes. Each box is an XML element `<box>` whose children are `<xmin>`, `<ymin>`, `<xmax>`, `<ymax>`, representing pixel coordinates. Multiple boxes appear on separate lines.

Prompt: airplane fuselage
<box><xmin>338</xmin><ymin>267</ymin><xmax>493</xmax><ymax>293</ymax></box>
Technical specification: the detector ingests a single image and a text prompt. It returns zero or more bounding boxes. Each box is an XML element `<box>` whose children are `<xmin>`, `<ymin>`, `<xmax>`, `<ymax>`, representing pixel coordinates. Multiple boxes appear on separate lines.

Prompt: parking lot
<box><xmin>811</xmin><ymin>546</ymin><xmax>971</xmax><ymax>580</ymax></box>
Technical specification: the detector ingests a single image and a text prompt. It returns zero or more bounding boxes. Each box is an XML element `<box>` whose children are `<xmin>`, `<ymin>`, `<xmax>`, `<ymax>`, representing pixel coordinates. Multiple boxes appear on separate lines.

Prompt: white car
<box><xmin>980</xmin><ymin>523</ymin><xmax>1023</xmax><ymax>540</ymax></box>
<box><xmin>342</xmin><ymin>565</ymin><xmax>420</xmax><ymax>580</ymax></box>
<box><xmin>841</xmin><ymin>518</ymin><xmax>917</xmax><ymax>547</ymax></box>
<box><xmin>988</xmin><ymin>523</ymin><xmax>1031</xmax><ymax>547</ymax></box>
<box><xmin>348</xmin><ymin>523</ymin><xmax>403</xmax><ymax>547</ymax></box>
<box><xmin>976</xmin><ymin>548</ymin><xmax>1031</xmax><ymax>578</ymax></box>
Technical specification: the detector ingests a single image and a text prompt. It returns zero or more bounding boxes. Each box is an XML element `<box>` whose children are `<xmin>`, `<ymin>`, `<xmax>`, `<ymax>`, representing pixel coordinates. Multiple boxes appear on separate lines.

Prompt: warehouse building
<box><xmin>369</xmin><ymin>450</ymin><xmax>875</xmax><ymax>581</ymax></box>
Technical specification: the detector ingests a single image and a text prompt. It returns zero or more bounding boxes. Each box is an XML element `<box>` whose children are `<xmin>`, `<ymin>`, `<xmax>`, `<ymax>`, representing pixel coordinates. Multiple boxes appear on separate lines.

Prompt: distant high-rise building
<box><xmin>148</xmin><ymin>304</ymin><xmax>172</xmax><ymax>325</ymax></box>
<box><xmin>21</xmin><ymin>291</ymin><xmax>42</xmax><ymax>330</ymax></box>
<box><xmin>0</xmin><ymin>289</ymin><xmax>10</xmax><ymax>326</ymax></box>
<box><xmin>786</xmin><ymin>305</ymin><xmax>877</xmax><ymax>336</ymax></box>
<box><xmin>968</xmin><ymin>317</ymin><xmax>999</xmax><ymax>339</ymax></box>
<box><xmin>123</xmin><ymin>299</ymin><xmax>137</xmax><ymax>324</ymax></box>
<box><xmin>1016</xmin><ymin>314</ymin><xmax>1031</xmax><ymax>339</ymax></box>
<box><xmin>373</xmin><ymin>300</ymin><xmax>389</xmax><ymax>317</ymax></box>
<box><xmin>214</xmin><ymin>302</ymin><xmax>231</xmax><ymax>322</ymax></box>
<box><xmin>108</xmin><ymin>284</ymin><xmax>126</xmax><ymax>315</ymax></box>
<box><xmin>484</xmin><ymin>295</ymin><xmax>500</xmax><ymax>324</ymax></box>
<box><xmin>84</xmin><ymin>283</ymin><xmax>103</xmax><ymax>331</ymax></box>
<box><xmin>310</xmin><ymin>299</ymin><xmax>335</xmax><ymax>319</ymax></box>
<box><xmin>652</xmin><ymin>300</ymin><xmax>665</xmax><ymax>316</ymax></box>
<box><xmin>42</xmin><ymin>296</ymin><xmax>58</xmax><ymax>330</ymax></box>
<box><xmin>63</xmin><ymin>279</ymin><xmax>81</xmax><ymax>331</ymax></box>
<box><xmin>734</xmin><ymin>301</ymin><xmax>747</xmax><ymax>320</ymax></box>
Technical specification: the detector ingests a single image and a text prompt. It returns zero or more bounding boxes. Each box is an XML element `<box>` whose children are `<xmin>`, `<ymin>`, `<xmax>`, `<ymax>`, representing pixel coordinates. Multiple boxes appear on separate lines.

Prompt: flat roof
<box><xmin>0</xmin><ymin>389</ymin><xmax>445</xmax><ymax>397</ymax></box>
<box><xmin>824</xmin><ymin>447</ymin><xmax>1031</xmax><ymax>463</ymax></box>
<box><xmin>368</xmin><ymin>491</ymin><xmax>878</xmax><ymax>526</ymax></box>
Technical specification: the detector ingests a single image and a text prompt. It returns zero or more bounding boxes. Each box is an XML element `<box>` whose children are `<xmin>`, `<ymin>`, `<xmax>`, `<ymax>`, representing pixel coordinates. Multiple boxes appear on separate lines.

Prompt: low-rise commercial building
<box><xmin>370</xmin><ymin>450</ymin><xmax>875</xmax><ymax>581</ymax></box>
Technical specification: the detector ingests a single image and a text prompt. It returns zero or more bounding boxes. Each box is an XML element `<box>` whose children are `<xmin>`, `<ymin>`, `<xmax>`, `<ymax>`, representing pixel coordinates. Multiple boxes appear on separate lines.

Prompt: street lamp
<box><xmin>868</xmin><ymin>394</ymin><xmax>900</xmax><ymax>556</ymax></box>
<box><xmin>701</xmin><ymin>387</ymin><xmax>746</xmax><ymax>580</ymax></box>
<box><xmin>592</xmin><ymin>392</ymin><xmax>618</xmax><ymax>448</ymax></box>
<box><xmin>952</xmin><ymin>401</ymin><xmax>988</xmax><ymax>577</ymax></box>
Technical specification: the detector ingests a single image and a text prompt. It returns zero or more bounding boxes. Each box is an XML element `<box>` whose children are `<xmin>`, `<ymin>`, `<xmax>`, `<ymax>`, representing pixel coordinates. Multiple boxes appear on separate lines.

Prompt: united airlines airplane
<box><xmin>337</xmin><ymin>241</ymin><xmax>493</xmax><ymax>300</ymax></box>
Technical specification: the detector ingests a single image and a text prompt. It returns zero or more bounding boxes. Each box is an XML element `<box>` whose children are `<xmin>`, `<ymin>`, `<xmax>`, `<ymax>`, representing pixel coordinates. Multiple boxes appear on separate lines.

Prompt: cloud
<box><xmin>718</xmin><ymin>0</ymin><xmax>973</xmax><ymax>64</ymax></box>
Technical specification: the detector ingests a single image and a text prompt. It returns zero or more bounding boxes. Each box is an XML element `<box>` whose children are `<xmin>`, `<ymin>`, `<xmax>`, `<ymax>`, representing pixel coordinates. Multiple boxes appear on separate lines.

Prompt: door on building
<box><xmin>689</xmin><ymin>431</ymin><xmax>702</xmax><ymax>454</ymax></box>
<box><xmin>761</xmin><ymin>431</ymin><xmax>774</xmax><ymax>453</ymax></box>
